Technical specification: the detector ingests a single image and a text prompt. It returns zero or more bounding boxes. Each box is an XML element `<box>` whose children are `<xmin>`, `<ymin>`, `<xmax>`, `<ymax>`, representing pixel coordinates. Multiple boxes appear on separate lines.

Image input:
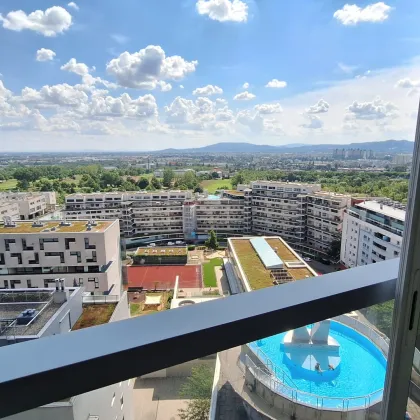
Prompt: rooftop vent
<box><xmin>32</xmin><ymin>220</ymin><xmax>44</xmax><ymax>228</ymax></box>
<box><xmin>3</xmin><ymin>216</ymin><xmax>16</xmax><ymax>227</ymax></box>
<box><xmin>60</xmin><ymin>220</ymin><xmax>72</xmax><ymax>227</ymax></box>
<box><xmin>16</xmin><ymin>309</ymin><xmax>38</xmax><ymax>325</ymax></box>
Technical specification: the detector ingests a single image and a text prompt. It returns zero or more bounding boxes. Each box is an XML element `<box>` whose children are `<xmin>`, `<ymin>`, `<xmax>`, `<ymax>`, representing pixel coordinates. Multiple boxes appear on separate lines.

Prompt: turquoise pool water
<box><xmin>250</xmin><ymin>321</ymin><xmax>386</xmax><ymax>409</ymax></box>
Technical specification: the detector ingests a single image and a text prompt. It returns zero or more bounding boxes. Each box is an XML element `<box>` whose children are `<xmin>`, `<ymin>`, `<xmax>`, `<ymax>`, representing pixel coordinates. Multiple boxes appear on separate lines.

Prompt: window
<box><xmin>120</xmin><ymin>394</ymin><xmax>124</xmax><ymax>409</ymax></box>
<box><xmin>10</xmin><ymin>253</ymin><xmax>22</xmax><ymax>264</ymax></box>
<box><xmin>111</xmin><ymin>393</ymin><xmax>115</xmax><ymax>407</ymax></box>
<box><xmin>10</xmin><ymin>280</ymin><xmax>21</xmax><ymax>289</ymax></box>
<box><xmin>3</xmin><ymin>280</ymin><xmax>9</xmax><ymax>289</ymax></box>
<box><xmin>70</xmin><ymin>251</ymin><xmax>82</xmax><ymax>263</ymax></box>
<box><xmin>27</xmin><ymin>280</ymin><xmax>32</xmax><ymax>288</ymax></box>
<box><xmin>65</xmin><ymin>238</ymin><xmax>76</xmax><ymax>250</ymax></box>
<box><xmin>0</xmin><ymin>253</ymin><xmax>4</xmax><ymax>265</ymax></box>
<box><xmin>87</xmin><ymin>251</ymin><xmax>97</xmax><ymax>263</ymax></box>
<box><xmin>4</xmin><ymin>239</ymin><xmax>15</xmax><ymax>251</ymax></box>
<box><xmin>29</xmin><ymin>253</ymin><xmax>39</xmax><ymax>264</ymax></box>
<box><xmin>44</xmin><ymin>279</ymin><xmax>55</xmax><ymax>288</ymax></box>
<box><xmin>39</xmin><ymin>238</ymin><xmax>58</xmax><ymax>250</ymax></box>
<box><xmin>45</xmin><ymin>252</ymin><xmax>65</xmax><ymax>263</ymax></box>
<box><xmin>22</xmin><ymin>239</ymin><xmax>34</xmax><ymax>251</ymax></box>
<box><xmin>79</xmin><ymin>278</ymin><xmax>84</xmax><ymax>286</ymax></box>
<box><xmin>84</xmin><ymin>238</ymin><xmax>96</xmax><ymax>250</ymax></box>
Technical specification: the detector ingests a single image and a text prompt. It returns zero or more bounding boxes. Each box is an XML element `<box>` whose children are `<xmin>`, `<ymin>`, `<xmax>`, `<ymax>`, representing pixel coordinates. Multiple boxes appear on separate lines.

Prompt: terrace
<box><xmin>0</xmin><ymin>220</ymin><xmax>113</xmax><ymax>234</ymax></box>
<box><xmin>71</xmin><ymin>304</ymin><xmax>117</xmax><ymax>331</ymax></box>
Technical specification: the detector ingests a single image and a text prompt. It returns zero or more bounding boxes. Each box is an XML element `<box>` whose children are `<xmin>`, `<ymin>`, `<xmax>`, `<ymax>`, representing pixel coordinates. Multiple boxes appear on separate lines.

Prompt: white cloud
<box><xmin>196</xmin><ymin>0</ymin><xmax>248</xmax><ymax>23</ymax></box>
<box><xmin>265</xmin><ymin>79</ymin><xmax>287</xmax><ymax>88</ymax></box>
<box><xmin>0</xmin><ymin>6</ymin><xmax>72</xmax><ymax>36</ymax></box>
<box><xmin>254</xmin><ymin>103</ymin><xmax>283</xmax><ymax>114</ymax></box>
<box><xmin>216</xmin><ymin>98</ymin><xmax>228</xmax><ymax>105</ymax></box>
<box><xmin>337</xmin><ymin>62</ymin><xmax>358</xmax><ymax>74</ymax></box>
<box><xmin>242</xmin><ymin>82</ymin><xmax>249</xmax><ymax>89</ymax></box>
<box><xmin>106</xmin><ymin>45</ymin><xmax>198</xmax><ymax>89</ymax></box>
<box><xmin>111</xmin><ymin>34</ymin><xmax>129</xmax><ymax>44</ymax></box>
<box><xmin>301</xmin><ymin>114</ymin><xmax>323</xmax><ymax>129</ymax></box>
<box><xmin>36</xmin><ymin>48</ymin><xmax>56</xmax><ymax>62</ymax></box>
<box><xmin>193</xmin><ymin>85</ymin><xmax>223</xmax><ymax>96</ymax></box>
<box><xmin>157</xmin><ymin>81</ymin><xmax>172</xmax><ymax>92</ymax></box>
<box><xmin>236</xmin><ymin>110</ymin><xmax>264</xmax><ymax>133</ymax></box>
<box><xmin>346</xmin><ymin>97</ymin><xmax>398</xmax><ymax>120</ymax></box>
<box><xmin>179</xmin><ymin>85</ymin><xmax>184</xmax><ymax>89</ymax></box>
<box><xmin>396</xmin><ymin>78</ymin><xmax>420</xmax><ymax>88</ymax></box>
<box><xmin>61</xmin><ymin>58</ymin><xmax>90</xmax><ymax>76</ymax></box>
<box><xmin>67</xmin><ymin>2</ymin><xmax>79</xmax><ymax>11</ymax></box>
<box><xmin>333</xmin><ymin>2</ymin><xmax>392</xmax><ymax>25</ymax></box>
<box><xmin>306</xmin><ymin>99</ymin><xmax>330</xmax><ymax>114</ymax></box>
<box><xmin>233</xmin><ymin>91</ymin><xmax>256</xmax><ymax>101</ymax></box>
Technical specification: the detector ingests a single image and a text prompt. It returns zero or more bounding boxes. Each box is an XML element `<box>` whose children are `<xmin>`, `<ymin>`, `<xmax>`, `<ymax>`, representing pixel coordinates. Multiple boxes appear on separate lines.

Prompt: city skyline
<box><xmin>0</xmin><ymin>0</ymin><xmax>419</xmax><ymax>151</ymax></box>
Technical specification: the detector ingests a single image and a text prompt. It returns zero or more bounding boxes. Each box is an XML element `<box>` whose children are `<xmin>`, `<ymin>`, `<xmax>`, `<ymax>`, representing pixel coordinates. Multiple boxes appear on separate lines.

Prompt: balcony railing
<box><xmin>0</xmin><ymin>258</ymin><xmax>398</xmax><ymax>418</ymax></box>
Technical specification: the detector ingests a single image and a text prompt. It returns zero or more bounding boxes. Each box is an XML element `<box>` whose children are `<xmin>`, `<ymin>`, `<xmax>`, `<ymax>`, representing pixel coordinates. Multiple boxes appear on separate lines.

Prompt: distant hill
<box><xmin>155</xmin><ymin>140</ymin><xmax>413</xmax><ymax>154</ymax></box>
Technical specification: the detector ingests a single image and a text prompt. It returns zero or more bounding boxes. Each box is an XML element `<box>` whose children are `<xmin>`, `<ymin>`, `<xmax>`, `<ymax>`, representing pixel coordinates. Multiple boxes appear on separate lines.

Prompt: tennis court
<box><xmin>127</xmin><ymin>265</ymin><xmax>202</xmax><ymax>290</ymax></box>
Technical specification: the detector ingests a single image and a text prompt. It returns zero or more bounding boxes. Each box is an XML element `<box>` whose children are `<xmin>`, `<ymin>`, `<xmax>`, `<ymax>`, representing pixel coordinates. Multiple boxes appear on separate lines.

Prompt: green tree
<box><xmin>178</xmin><ymin>365</ymin><xmax>213</xmax><ymax>420</ymax></box>
<box><xmin>194</xmin><ymin>186</ymin><xmax>204</xmax><ymax>193</ymax></box>
<box><xmin>327</xmin><ymin>239</ymin><xmax>341</xmax><ymax>260</ymax></box>
<box><xmin>211</xmin><ymin>171</ymin><xmax>219</xmax><ymax>179</ymax></box>
<box><xmin>16</xmin><ymin>179</ymin><xmax>30</xmax><ymax>190</ymax></box>
<box><xmin>231</xmin><ymin>173</ymin><xmax>245</xmax><ymax>187</ymax></box>
<box><xmin>137</xmin><ymin>177</ymin><xmax>149</xmax><ymax>190</ymax></box>
<box><xmin>150</xmin><ymin>176</ymin><xmax>162</xmax><ymax>189</ymax></box>
<box><xmin>162</xmin><ymin>168</ymin><xmax>175</xmax><ymax>187</ymax></box>
<box><xmin>205</xmin><ymin>230</ymin><xmax>218</xmax><ymax>250</ymax></box>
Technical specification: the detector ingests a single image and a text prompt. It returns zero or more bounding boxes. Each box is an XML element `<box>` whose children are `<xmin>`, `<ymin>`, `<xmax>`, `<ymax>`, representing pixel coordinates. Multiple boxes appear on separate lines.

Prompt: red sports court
<box><xmin>127</xmin><ymin>265</ymin><xmax>202</xmax><ymax>290</ymax></box>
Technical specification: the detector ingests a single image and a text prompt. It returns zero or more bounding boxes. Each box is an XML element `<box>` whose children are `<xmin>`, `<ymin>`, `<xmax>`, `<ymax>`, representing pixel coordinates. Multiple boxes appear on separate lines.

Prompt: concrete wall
<box><xmin>39</xmin><ymin>288</ymin><xmax>84</xmax><ymax>337</ymax></box>
<box><xmin>4</xmin><ymin>403</ymin><xmax>74</xmax><ymax>420</ymax></box>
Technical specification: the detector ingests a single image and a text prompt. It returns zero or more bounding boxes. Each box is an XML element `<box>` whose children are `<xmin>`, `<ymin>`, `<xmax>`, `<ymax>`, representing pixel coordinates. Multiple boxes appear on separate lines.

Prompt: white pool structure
<box><xmin>242</xmin><ymin>315</ymin><xmax>390</xmax><ymax>419</ymax></box>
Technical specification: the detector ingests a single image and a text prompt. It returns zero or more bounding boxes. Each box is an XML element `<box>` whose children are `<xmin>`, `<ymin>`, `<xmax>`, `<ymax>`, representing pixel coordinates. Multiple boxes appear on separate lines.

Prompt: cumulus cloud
<box><xmin>254</xmin><ymin>103</ymin><xmax>283</xmax><ymax>114</ymax></box>
<box><xmin>333</xmin><ymin>2</ymin><xmax>391</xmax><ymax>25</ymax></box>
<box><xmin>196</xmin><ymin>0</ymin><xmax>248</xmax><ymax>23</ymax></box>
<box><xmin>0</xmin><ymin>6</ymin><xmax>72</xmax><ymax>36</ymax></box>
<box><xmin>396</xmin><ymin>78</ymin><xmax>420</xmax><ymax>88</ymax></box>
<box><xmin>36</xmin><ymin>48</ymin><xmax>56</xmax><ymax>62</ymax></box>
<box><xmin>193</xmin><ymin>85</ymin><xmax>223</xmax><ymax>96</ymax></box>
<box><xmin>61</xmin><ymin>58</ymin><xmax>90</xmax><ymax>76</ymax></box>
<box><xmin>106</xmin><ymin>45</ymin><xmax>198</xmax><ymax>89</ymax></box>
<box><xmin>67</xmin><ymin>2</ymin><xmax>79</xmax><ymax>11</ymax></box>
<box><xmin>242</xmin><ymin>82</ymin><xmax>249</xmax><ymax>89</ymax></box>
<box><xmin>236</xmin><ymin>110</ymin><xmax>264</xmax><ymax>133</ymax></box>
<box><xmin>301</xmin><ymin>114</ymin><xmax>323</xmax><ymax>129</ymax></box>
<box><xmin>306</xmin><ymin>99</ymin><xmax>330</xmax><ymax>114</ymax></box>
<box><xmin>216</xmin><ymin>98</ymin><xmax>228</xmax><ymax>106</ymax></box>
<box><xmin>265</xmin><ymin>79</ymin><xmax>287</xmax><ymax>88</ymax></box>
<box><xmin>233</xmin><ymin>91</ymin><xmax>256</xmax><ymax>101</ymax></box>
<box><xmin>337</xmin><ymin>62</ymin><xmax>358</xmax><ymax>74</ymax></box>
<box><xmin>346</xmin><ymin>97</ymin><xmax>398</xmax><ymax>120</ymax></box>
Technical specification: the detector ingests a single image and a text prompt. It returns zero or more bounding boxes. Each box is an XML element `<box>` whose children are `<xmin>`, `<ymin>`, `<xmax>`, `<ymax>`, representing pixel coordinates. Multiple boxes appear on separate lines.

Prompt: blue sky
<box><xmin>0</xmin><ymin>0</ymin><xmax>419</xmax><ymax>151</ymax></box>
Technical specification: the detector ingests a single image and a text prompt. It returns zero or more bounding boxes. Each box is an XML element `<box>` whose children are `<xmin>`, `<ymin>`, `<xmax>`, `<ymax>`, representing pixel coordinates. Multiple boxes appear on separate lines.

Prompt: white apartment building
<box><xmin>0</xmin><ymin>192</ymin><xmax>56</xmax><ymax>220</ymax></box>
<box><xmin>340</xmin><ymin>200</ymin><xmax>405</xmax><ymax>268</ymax></box>
<box><xmin>64</xmin><ymin>191</ymin><xmax>192</xmax><ymax>239</ymax></box>
<box><xmin>0</xmin><ymin>202</ymin><xmax>20</xmax><ymax>221</ymax></box>
<box><xmin>250</xmin><ymin>181</ymin><xmax>322</xmax><ymax>247</ymax></box>
<box><xmin>306</xmin><ymin>192</ymin><xmax>350</xmax><ymax>255</ymax></box>
<box><xmin>0</xmin><ymin>219</ymin><xmax>121</xmax><ymax>295</ymax></box>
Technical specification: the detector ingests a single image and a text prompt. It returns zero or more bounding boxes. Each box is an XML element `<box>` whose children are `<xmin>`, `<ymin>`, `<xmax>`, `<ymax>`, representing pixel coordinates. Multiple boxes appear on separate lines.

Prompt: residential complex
<box><xmin>63</xmin><ymin>183</ymin><xmax>350</xmax><ymax>256</ymax></box>
<box><xmin>0</xmin><ymin>219</ymin><xmax>122</xmax><ymax>295</ymax></box>
<box><xmin>0</xmin><ymin>192</ymin><xmax>56</xmax><ymax>221</ymax></box>
<box><xmin>340</xmin><ymin>199</ymin><xmax>405</xmax><ymax>268</ymax></box>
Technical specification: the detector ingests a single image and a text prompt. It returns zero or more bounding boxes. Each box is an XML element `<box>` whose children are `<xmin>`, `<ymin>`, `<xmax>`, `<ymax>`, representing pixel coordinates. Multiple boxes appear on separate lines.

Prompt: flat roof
<box><xmin>0</xmin><ymin>220</ymin><xmax>114</xmax><ymax>234</ymax></box>
<box><xmin>135</xmin><ymin>247</ymin><xmax>187</xmax><ymax>256</ymax></box>
<box><xmin>72</xmin><ymin>304</ymin><xmax>116</xmax><ymax>331</ymax></box>
<box><xmin>356</xmin><ymin>201</ymin><xmax>406</xmax><ymax>222</ymax></box>
<box><xmin>250</xmin><ymin>237</ymin><xmax>283</xmax><ymax>269</ymax></box>
<box><xmin>0</xmin><ymin>290</ymin><xmax>68</xmax><ymax>337</ymax></box>
<box><xmin>229</xmin><ymin>237</ymin><xmax>316</xmax><ymax>290</ymax></box>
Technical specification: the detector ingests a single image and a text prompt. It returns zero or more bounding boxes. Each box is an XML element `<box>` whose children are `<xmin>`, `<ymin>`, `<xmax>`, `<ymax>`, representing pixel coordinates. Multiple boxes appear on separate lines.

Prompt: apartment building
<box><xmin>0</xmin><ymin>218</ymin><xmax>121</xmax><ymax>295</ymax></box>
<box><xmin>340</xmin><ymin>200</ymin><xmax>405</xmax><ymax>268</ymax></box>
<box><xmin>0</xmin><ymin>202</ymin><xmax>20</xmax><ymax>221</ymax></box>
<box><xmin>2</xmin><ymin>289</ymin><xmax>134</xmax><ymax>420</ymax></box>
<box><xmin>250</xmin><ymin>181</ymin><xmax>321</xmax><ymax>247</ymax></box>
<box><xmin>65</xmin><ymin>191</ymin><xmax>192</xmax><ymax>239</ymax></box>
<box><xmin>0</xmin><ymin>192</ymin><xmax>56</xmax><ymax>220</ymax></box>
<box><xmin>306</xmin><ymin>192</ymin><xmax>350</xmax><ymax>255</ymax></box>
<box><xmin>184</xmin><ymin>190</ymin><xmax>246</xmax><ymax>240</ymax></box>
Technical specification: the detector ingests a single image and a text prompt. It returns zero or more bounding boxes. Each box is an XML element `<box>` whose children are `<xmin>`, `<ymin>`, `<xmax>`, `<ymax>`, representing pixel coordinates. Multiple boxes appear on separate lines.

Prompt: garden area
<box><xmin>129</xmin><ymin>290</ymin><xmax>173</xmax><ymax>317</ymax></box>
<box><xmin>200</xmin><ymin>179</ymin><xmax>232</xmax><ymax>193</ymax></box>
<box><xmin>203</xmin><ymin>258</ymin><xmax>223</xmax><ymax>288</ymax></box>
<box><xmin>72</xmin><ymin>304</ymin><xmax>117</xmax><ymax>330</ymax></box>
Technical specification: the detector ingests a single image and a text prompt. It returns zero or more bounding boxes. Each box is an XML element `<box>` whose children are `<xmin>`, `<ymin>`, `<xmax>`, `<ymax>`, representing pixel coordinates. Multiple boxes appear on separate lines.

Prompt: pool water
<box><xmin>250</xmin><ymin>321</ymin><xmax>386</xmax><ymax>409</ymax></box>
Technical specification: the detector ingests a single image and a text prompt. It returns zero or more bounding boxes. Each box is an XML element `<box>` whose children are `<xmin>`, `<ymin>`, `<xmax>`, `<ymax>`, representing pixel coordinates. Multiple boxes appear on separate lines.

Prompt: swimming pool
<box><xmin>250</xmin><ymin>321</ymin><xmax>386</xmax><ymax>409</ymax></box>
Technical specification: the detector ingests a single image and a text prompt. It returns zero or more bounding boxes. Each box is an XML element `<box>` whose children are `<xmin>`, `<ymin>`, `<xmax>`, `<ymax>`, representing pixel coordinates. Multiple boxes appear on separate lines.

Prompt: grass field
<box><xmin>201</xmin><ymin>179</ymin><xmax>232</xmax><ymax>193</ymax></box>
<box><xmin>72</xmin><ymin>304</ymin><xmax>117</xmax><ymax>330</ymax></box>
<box><xmin>0</xmin><ymin>179</ymin><xmax>17</xmax><ymax>191</ymax></box>
<box><xmin>203</xmin><ymin>258</ymin><xmax>223</xmax><ymax>287</ymax></box>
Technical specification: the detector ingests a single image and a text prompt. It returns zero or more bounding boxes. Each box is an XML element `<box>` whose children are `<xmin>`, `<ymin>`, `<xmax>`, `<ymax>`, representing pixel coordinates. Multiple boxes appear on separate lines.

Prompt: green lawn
<box><xmin>201</xmin><ymin>179</ymin><xmax>232</xmax><ymax>193</ymax></box>
<box><xmin>203</xmin><ymin>258</ymin><xmax>223</xmax><ymax>287</ymax></box>
<box><xmin>0</xmin><ymin>179</ymin><xmax>17</xmax><ymax>191</ymax></box>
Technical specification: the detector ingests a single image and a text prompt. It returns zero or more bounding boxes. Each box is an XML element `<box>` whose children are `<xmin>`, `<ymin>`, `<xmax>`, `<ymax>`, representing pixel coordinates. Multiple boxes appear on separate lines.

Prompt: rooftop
<box><xmin>223</xmin><ymin>190</ymin><xmax>245</xmax><ymax>196</ymax></box>
<box><xmin>229</xmin><ymin>236</ymin><xmax>316</xmax><ymax>290</ymax></box>
<box><xmin>72</xmin><ymin>304</ymin><xmax>117</xmax><ymax>331</ymax></box>
<box><xmin>0</xmin><ymin>220</ymin><xmax>114</xmax><ymax>234</ymax></box>
<box><xmin>0</xmin><ymin>289</ymin><xmax>72</xmax><ymax>337</ymax></box>
<box><xmin>356</xmin><ymin>201</ymin><xmax>406</xmax><ymax>222</ymax></box>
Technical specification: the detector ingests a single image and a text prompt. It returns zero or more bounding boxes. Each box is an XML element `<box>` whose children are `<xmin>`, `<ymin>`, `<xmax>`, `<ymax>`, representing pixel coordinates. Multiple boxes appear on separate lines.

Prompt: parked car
<box><xmin>303</xmin><ymin>257</ymin><xmax>312</xmax><ymax>262</ymax></box>
<box><xmin>175</xmin><ymin>241</ymin><xmax>184</xmax><ymax>245</ymax></box>
<box><xmin>167</xmin><ymin>242</ymin><xmax>175</xmax><ymax>246</ymax></box>
<box><xmin>149</xmin><ymin>243</ymin><xmax>156</xmax><ymax>247</ymax></box>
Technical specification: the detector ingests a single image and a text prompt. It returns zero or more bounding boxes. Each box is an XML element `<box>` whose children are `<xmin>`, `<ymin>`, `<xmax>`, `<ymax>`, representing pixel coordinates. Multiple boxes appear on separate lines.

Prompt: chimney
<box><xmin>60</xmin><ymin>278</ymin><xmax>65</xmax><ymax>291</ymax></box>
<box><xmin>55</xmin><ymin>279</ymin><xmax>59</xmax><ymax>291</ymax></box>
<box><xmin>53</xmin><ymin>278</ymin><xmax>69</xmax><ymax>304</ymax></box>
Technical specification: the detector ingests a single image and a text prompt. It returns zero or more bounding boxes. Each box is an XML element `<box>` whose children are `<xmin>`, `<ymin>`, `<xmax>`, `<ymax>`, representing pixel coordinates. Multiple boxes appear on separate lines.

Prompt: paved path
<box><xmin>215</xmin><ymin>266</ymin><xmax>230</xmax><ymax>296</ymax></box>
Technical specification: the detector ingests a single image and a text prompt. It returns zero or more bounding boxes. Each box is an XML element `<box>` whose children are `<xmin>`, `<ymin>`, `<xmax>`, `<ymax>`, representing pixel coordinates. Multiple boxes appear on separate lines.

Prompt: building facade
<box><xmin>340</xmin><ymin>200</ymin><xmax>405</xmax><ymax>268</ymax></box>
<box><xmin>63</xmin><ymin>184</ymin><xmax>350</xmax><ymax>257</ymax></box>
<box><xmin>0</xmin><ymin>219</ymin><xmax>121</xmax><ymax>295</ymax></box>
<box><xmin>0</xmin><ymin>192</ymin><xmax>57</xmax><ymax>220</ymax></box>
